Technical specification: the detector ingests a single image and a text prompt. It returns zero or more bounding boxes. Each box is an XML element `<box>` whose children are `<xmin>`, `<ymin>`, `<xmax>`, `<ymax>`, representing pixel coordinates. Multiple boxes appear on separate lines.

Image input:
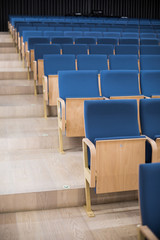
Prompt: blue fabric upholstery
<box><xmin>64</xmin><ymin>31</ymin><xmax>83</xmax><ymax>37</ymax></box>
<box><xmin>84</xmin><ymin>32</ymin><xmax>103</xmax><ymax>37</ymax></box>
<box><xmin>77</xmin><ymin>55</ymin><xmax>108</xmax><ymax>72</ymax></box>
<box><xmin>140</xmin><ymin>39</ymin><xmax>159</xmax><ymax>45</ymax></box>
<box><xmin>51</xmin><ymin>37</ymin><xmax>73</xmax><ymax>44</ymax></box>
<box><xmin>115</xmin><ymin>45</ymin><xmax>139</xmax><ymax>55</ymax></box>
<box><xmin>43</xmin><ymin>31</ymin><xmax>64</xmax><ymax>36</ymax></box>
<box><xmin>140</xmin><ymin>46</ymin><xmax>160</xmax><ymax>55</ymax></box>
<box><xmin>34</xmin><ymin>44</ymin><xmax>61</xmax><ymax>61</ymax></box>
<box><xmin>140</xmin><ymin>55</ymin><xmax>160</xmax><ymax>70</ymax></box>
<box><xmin>103</xmin><ymin>32</ymin><xmax>121</xmax><ymax>38</ymax></box>
<box><xmin>119</xmin><ymin>38</ymin><xmax>139</xmax><ymax>45</ymax></box>
<box><xmin>28</xmin><ymin>37</ymin><xmax>50</xmax><ymax>50</ymax></box>
<box><xmin>75</xmin><ymin>37</ymin><xmax>96</xmax><ymax>44</ymax></box>
<box><xmin>121</xmin><ymin>33</ymin><xmax>139</xmax><ymax>38</ymax></box>
<box><xmin>61</xmin><ymin>44</ymin><xmax>88</xmax><ymax>56</ymax></box>
<box><xmin>101</xmin><ymin>70</ymin><xmax>140</xmax><ymax>97</ymax></box>
<box><xmin>89</xmin><ymin>44</ymin><xmax>114</xmax><ymax>56</ymax></box>
<box><xmin>109</xmin><ymin>55</ymin><xmax>139</xmax><ymax>70</ymax></box>
<box><xmin>140</xmin><ymin>33</ymin><xmax>157</xmax><ymax>38</ymax></box>
<box><xmin>58</xmin><ymin>70</ymin><xmax>100</xmax><ymax>101</ymax></box>
<box><xmin>139</xmin><ymin>163</ymin><xmax>160</xmax><ymax>239</ymax></box>
<box><xmin>22</xmin><ymin>31</ymin><xmax>43</xmax><ymax>43</ymax></box>
<box><xmin>140</xmin><ymin>99</ymin><xmax>160</xmax><ymax>162</ymax></box>
<box><xmin>43</xmin><ymin>54</ymin><xmax>75</xmax><ymax>76</ymax></box>
<box><xmin>84</xmin><ymin>100</ymin><xmax>140</xmax><ymax>146</ymax></box>
<box><xmin>97</xmin><ymin>38</ymin><xmax>118</xmax><ymax>45</ymax></box>
<box><xmin>19</xmin><ymin>26</ymin><xmax>36</xmax><ymax>37</ymax></box>
<box><xmin>140</xmin><ymin>70</ymin><xmax>160</xmax><ymax>96</ymax></box>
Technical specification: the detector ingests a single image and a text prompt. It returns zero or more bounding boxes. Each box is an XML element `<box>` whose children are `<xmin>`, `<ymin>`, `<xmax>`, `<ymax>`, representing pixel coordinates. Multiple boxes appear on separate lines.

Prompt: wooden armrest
<box><xmin>33</xmin><ymin>61</ymin><xmax>37</xmax><ymax>81</ymax></box>
<box><xmin>57</xmin><ymin>98</ymin><xmax>66</xmax><ymax>133</ymax></box>
<box><xmin>83</xmin><ymin>138</ymin><xmax>96</xmax><ymax>187</ymax></box>
<box><xmin>26</xmin><ymin>51</ymin><xmax>30</xmax><ymax>68</ymax></box>
<box><xmin>138</xmin><ymin>225</ymin><xmax>158</xmax><ymax>240</ymax></box>
<box><xmin>145</xmin><ymin>136</ymin><xmax>157</xmax><ymax>163</ymax></box>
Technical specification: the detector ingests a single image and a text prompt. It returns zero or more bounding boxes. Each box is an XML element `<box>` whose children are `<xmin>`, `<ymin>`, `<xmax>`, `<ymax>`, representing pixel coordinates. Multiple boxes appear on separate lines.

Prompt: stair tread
<box><xmin>0</xmin><ymin>94</ymin><xmax>43</xmax><ymax>106</ymax></box>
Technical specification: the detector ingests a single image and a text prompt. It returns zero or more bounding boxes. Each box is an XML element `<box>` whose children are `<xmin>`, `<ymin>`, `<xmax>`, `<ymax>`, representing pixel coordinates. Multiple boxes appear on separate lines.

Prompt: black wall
<box><xmin>1</xmin><ymin>0</ymin><xmax>160</xmax><ymax>31</ymax></box>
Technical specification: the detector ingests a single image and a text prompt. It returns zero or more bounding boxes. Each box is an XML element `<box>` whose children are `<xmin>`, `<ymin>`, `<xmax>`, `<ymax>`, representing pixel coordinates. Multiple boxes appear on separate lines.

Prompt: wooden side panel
<box><xmin>38</xmin><ymin>59</ymin><xmax>44</xmax><ymax>85</ymax></box>
<box><xmin>43</xmin><ymin>76</ymin><xmax>48</xmax><ymax>102</ymax></box>
<box><xmin>30</xmin><ymin>49</ymin><xmax>35</xmax><ymax>71</ymax></box>
<box><xmin>96</xmin><ymin>138</ymin><xmax>146</xmax><ymax>194</ymax></box>
<box><xmin>48</xmin><ymin>75</ymin><xmax>59</xmax><ymax>106</ymax></box>
<box><xmin>66</xmin><ymin>98</ymin><xmax>103</xmax><ymax>137</ymax></box>
<box><xmin>156</xmin><ymin>138</ymin><xmax>160</xmax><ymax>162</ymax></box>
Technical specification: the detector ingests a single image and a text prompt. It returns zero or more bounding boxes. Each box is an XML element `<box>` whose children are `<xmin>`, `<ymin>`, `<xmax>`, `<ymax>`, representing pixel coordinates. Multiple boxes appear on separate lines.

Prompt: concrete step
<box><xmin>0</xmin><ymin>148</ymin><xmax>137</xmax><ymax>213</ymax></box>
<box><xmin>0</xmin><ymin>68</ymin><xmax>28</xmax><ymax>80</ymax></box>
<box><xmin>0</xmin><ymin>42</ymin><xmax>15</xmax><ymax>47</ymax></box>
<box><xmin>0</xmin><ymin>47</ymin><xmax>16</xmax><ymax>53</ymax></box>
<box><xmin>0</xmin><ymin>80</ymin><xmax>34</xmax><ymax>95</ymax></box>
<box><xmin>0</xmin><ymin>53</ymin><xmax>19</xmax><ymax>60</ymax></box>
<box><xmin>0</xmin><ymin>95</ymin><xmax>44</xmax><ymax>118</ymax></box>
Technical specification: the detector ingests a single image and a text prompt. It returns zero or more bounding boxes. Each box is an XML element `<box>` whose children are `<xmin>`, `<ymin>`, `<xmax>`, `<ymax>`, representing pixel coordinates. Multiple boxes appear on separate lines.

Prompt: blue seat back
<box><xmin>97</xmin><ymin>37</ymin><xmax>118</xmax><ymax>45</ymax></box>
<box><xmin>22</xmin><ymin>31</ymin><xmax>43</xmax><ymax>43</ymax></box>
<box><xmin>109</xmin><ymin>55</ymin><xmax>139</xmax><ymax>70</ymax></box>
<box><xmin>84</xmin><ymin>32</ymin><xmax>103</xmax><ymax>37</ymax></box>
<box><xmin>51</xmin><ymin>37</ymin><xmax>73</xmax><ymax>44</ymax></box>
<box><xmin>101</xmin><ymin>70</ymin><xmax>140</xmax><ymax>97</ymax></box>
<box><xmin>77</xmin><ymin>55</ymin><xmax>108</xmax><ymax>72</ymax></box>
<box><xmin>140</xmin><ymin>33</ymin><xmax>157</xmax><ymax>38</ymax></box>
<box><xmin>119</xmin><ymin>38</ymin><xmax>139</xmax><ymax>45</ymax></box>
<box><xmin>140</xmin><ymin>55</ymin><xmax>160</xmax><ymax>70</ymax></box>
<box><xmin>140</xmin><ymin>46</ymin><xmax>160</xmax><ymax>55</ymax></box>
<box><xmin>64</xmin><ymin>31</ymin><xmax>83</xmax><ymax>37</ymax></box>
<box><xmin>140</xmin><ymin>39</ymin><xmax>159</xmax><ymax>45</ymax></box>
<box><xmin>75</xmin><ymin>37</ymin><xmax>96</xmax><ymax>44</ymax></box>
<box><xmin>140</xmin><ymin>70</ymin><xmax>160</xmax><ymax>96</ymax></box>
<box><xmin>44</xmin><ymin>54</ymin><xmax>75</xmax><ymax>76</ymax></box>
<box><xmin>84</xmin><ymin>99</ymin><xmax>140</xmax><ymax>144</ymax></box>
<box><xmin>139</xmin><ymin>163</ymin><xmax>160</xmax><ymax>239</ymax></box>
<box><xmin>34</xmin><ymin>44</ymin><xmax>61</xmax><ymax>61</ymax></box>
<box><xmin>89</xmin><ymin>44</ymin><xmax>114</xmax><ymax>56</ymax></box>
<box><xmin>59</xmin><ymin>70</ymin><xmax>100</xmax><ymax>101</ymax></box>
<box><xmin>103</xmin><ymin>32</ymin><xmax>121</xmax><ymax>38</ymax></box>
<box><xmin>28</xmin><ymin>37</ymin><xmax>50</xmax><ymax>50</ymax></box>
<box><xmin>43</xmin><ymin>31</ymin><xmax>64</xmax><ymax>37</ymax></box>
<box><xmin>121</xmin><ymin>33</ymin><xmax>139</xmax><ymax>38</ymax></box>
<box><xmin>19</xmin><ymin>26</ymin><xmax>36</xmax><ymax>37</ymax></box>
<box><xmin>115</xmin><ymin>45</ymin><xmax>139</xmax><ymax>55</ymax></box>
<box><xmin>61</xmin><ymin>44</ymin><xmax>88</xmax><ymax>56</ymax></box>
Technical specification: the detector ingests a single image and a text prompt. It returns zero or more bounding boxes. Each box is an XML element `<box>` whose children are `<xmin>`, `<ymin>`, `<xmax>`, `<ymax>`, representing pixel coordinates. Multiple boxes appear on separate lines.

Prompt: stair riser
<box><xmin>0</xmin><ymin>134</ymin><xmax>82</xmax><ymax>150</ymax></box>
<box><xmin>0</xmin><ymin>54</ymin><xmax>19</xmax><ymax>60</ymax></box>
<box><xmin>0</xmin><ymin>42</ymin><xmax>15</xmax><ymax>47</ymax></box>
<box><xmin>0</xmin><ymin>189</ymin><xmax>138</xmax><ymax>213</ymax></box>
<box><xmin>0</xmin><ymin>48</ymin><xmax>16</xmax><ymax>53</ymax></box>
<box><xmin>0</xmin><ymin>72</ymin><xmax>28</xmax><ymax>80</ymax></box>
<box><xmin>0</xmin><ymin>62</ymin><xmax>23</xmax><ymax>68</ymax></box>
<box><xmin>0</xmin><ymin>86</ymin><xmax>34</xmax><ymax>95</ymax></box>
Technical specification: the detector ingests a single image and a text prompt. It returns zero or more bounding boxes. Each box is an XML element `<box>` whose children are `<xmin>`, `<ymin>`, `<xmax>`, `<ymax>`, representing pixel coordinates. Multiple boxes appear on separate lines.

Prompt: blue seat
<box><xmin>140</xmin><ymin>38</ymin><xmax>159</xmax><ymax>45</ymax></box>
<box><xmin>97</xmin><ymin>37</ymin><xmax>118</xmax><ymax>45</ymax></box>
<box><xmin>89</xmin><ymin>44</ymin><xmax>114</xmax><ymax>56</ymax></box>
<box><xmin>51</xmin><ymin>37</ymin><xmax>73</xmax><ymax>44</ymax></box>
<box><xmin>119</xmin><ymin>38</ymin><xmax>139</xmax><ymax>45</ymax></box>
<box><xmin>109</xmin><ymin>55</ymin><xmax>139</xmax><ymax>70</ymax></box>
<box><xmin>140</xmin><ymin>45</ymin><xmax>160</xmax><ymax>55</ymax></box>
<box><xmin>44</xmin><ymin>54</ymin><xmax>75</xmax><ymax>76</ymax></box>
<box><xmin>101</xmin><ymin>70</ymin><xmax>140</xmax><ymax>97</ymax></box>
<box><xmin>64</xmin><ymin>31</ymin><xmax>83</xmax><ymax>37</ymax></box>
<box><xmin>34</xmin><ymin>44</ymin><xmax>61</xmax><ymax>61</ymax></box>
<box><xmin>83</xmin><ymin>32</ymin><xmax>103</xmax><ymax>37</ymax></box>
<box><xmin>140</xmin><ymin>70</ymin><xmax>160</xmax><ymax>97</ymax></box>
<box><xmin>75</xmin><ymin>37</ymin><xmax>96</xmax><ymax>44</ymax></box>
<box><xmin>28</xmin><ymin>37</ymin><xmax>50</xmax><ymax>51</ymax></box>
<box><xmin>140</xmin><ymin>33</ymin><xmax>157</xmax><ymax>38</ymax></box>
<box><xmin>115</xmin><ymin>45</ymin><xmax>139</xmax><ymax>55</ymax></box>
<box><xmin>139</xmin><ymin>163</ymin><xmax>160</xmax><ymax>239</ymax></box>
<box><xmin>140</xmin><ymin>99</ymin><xmax>160</xmax><ymax>163</ymax></box>
<box><xmin>121</xmin><ymin>32</ymin><xmax>139</xmax><ymax>38</ymax></box>
<box><xmin>140</xmin><ymin>55</ymin><xmax>160</xmax><ymax>70</ymax></box>
<box><xmin>61</xmin><ymin>44</ymin><xmax>88</xmax><ymax>56</ymax></box>
<box><xmin>77</xmin><ymin>55</ymin><xmax>108</xmax><ymax>72</ymax></box>
<box><xmin>83</xmin><ymin>99</ymin><xmax>146</xmax><ymax>216</ymax></box>
<box><xmin>22</xmin><ymin>31</ymin><xmax>43</xmax><ymax>43</ymax></box>
<box><xmin>43</xmin><ymin>31</ymin><xmax>64</xmax><ymax>37</ymax></box>
<box><xmin>103</xmin><ymin>32</ymin><xmax>121</xmax><ymax>38</ymax></box>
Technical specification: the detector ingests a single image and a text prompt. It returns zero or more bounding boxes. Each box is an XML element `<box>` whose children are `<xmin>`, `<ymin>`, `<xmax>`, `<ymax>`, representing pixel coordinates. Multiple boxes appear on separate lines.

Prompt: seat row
<box><xmin>82</xmin><ymin>98</ymin><xmax>160</xmax><ymax>216</ymax></box>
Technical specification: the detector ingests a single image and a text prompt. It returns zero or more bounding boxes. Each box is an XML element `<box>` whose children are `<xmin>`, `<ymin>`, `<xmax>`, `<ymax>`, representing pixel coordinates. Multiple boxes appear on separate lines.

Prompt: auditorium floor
<box><xmin>0</xmin><ymin>201</ymin><xmax>139</xmax><ymax>240</ymax></box>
